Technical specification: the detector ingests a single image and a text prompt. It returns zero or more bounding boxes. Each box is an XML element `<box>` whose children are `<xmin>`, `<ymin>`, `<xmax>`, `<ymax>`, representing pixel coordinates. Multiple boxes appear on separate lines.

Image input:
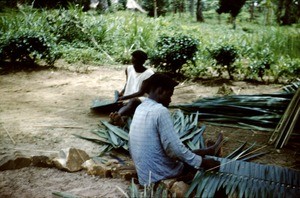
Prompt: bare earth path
<box><xmin>0</xmin><ymin>65</ymin><xmax>298</xmax><ymax>197</ymax></box>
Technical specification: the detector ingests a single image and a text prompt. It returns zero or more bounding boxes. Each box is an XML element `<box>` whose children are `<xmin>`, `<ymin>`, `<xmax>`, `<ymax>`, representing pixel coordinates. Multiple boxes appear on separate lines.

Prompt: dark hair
<box><xmin>131</xmin><ymin>50</ymin><xmax>148</xmax><ymax>61</ymax></box>
<box><xmin>146</xmin><ymin>73</ymin><xmax>178</xmax><ymax>91</ymax></box>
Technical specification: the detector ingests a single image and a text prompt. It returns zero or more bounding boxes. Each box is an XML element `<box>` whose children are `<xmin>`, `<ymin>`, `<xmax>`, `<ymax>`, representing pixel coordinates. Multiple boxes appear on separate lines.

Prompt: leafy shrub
<box><xmin>209</xmin><ymin>45</ymin><xmax>238</xmax><ymax>80</ymax></box>
<box><xmin>248</xmin><ymin>60</ymin><xmax>272</xmax><ymax>81</ymax></box>
<box><xmin>276</xmin><ymin>57</ymin><xmax>300</xmax><ymax>82</ymax></box>
<box><xmin>248</xmin><ymin>48</ymin><xmax>275</xmax><ymax>81</ymax></box>
<box><xmin>181</xmin><ymin>56</ymin><xmax>212</xmax><ymax>80</ymax></box>
<box><xmin>0</xmin><ymin>33</ymin><xmax>60</xmax><ymax>66</ymax></box>
<box><xmin>150</xmin><ymin>34</ymin><xmax>199</xmax><ymax>75</ymax></box>
<box><xmin>46</xmin><ymin>9</ymin><xmax>88</xmax><ymax>43</ymax></box>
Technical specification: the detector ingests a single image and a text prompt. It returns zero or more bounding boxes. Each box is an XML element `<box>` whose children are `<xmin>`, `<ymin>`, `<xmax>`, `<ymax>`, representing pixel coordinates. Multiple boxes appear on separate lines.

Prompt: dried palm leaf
<box><xmin>171</xmin><ymin>93</ymin><xmax>294</xmax><ymax>131</ymax></box>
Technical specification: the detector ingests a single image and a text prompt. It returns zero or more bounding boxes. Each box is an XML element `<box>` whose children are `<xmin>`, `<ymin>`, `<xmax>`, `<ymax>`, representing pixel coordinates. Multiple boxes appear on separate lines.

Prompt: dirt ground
<box><xmin>0</xmin><ymin>63</ymin><xmax>299</xmax><ymax>197</ymax></box>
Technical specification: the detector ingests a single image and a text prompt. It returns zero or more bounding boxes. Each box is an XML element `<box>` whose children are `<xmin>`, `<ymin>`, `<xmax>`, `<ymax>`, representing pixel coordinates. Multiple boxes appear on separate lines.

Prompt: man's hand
<box><xmin>117</xmin><ymin>96</ymin><xmax>124</xmax><ymax>101</ymax></box>
<box><xmin>200</xmin><ymin>158</ymin><xmax>220</xmax><ymax>171</ymax></box>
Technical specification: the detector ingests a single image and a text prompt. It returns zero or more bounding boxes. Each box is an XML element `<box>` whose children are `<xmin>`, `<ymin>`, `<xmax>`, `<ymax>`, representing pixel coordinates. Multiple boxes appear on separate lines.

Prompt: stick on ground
<box><xmin>1</xmin><ymin>124</ymin><xmax>16</xmax><ymax>144</ymax></box>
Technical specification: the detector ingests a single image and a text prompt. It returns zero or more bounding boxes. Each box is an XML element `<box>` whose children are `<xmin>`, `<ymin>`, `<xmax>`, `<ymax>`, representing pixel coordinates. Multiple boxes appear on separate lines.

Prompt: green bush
<box><xmin>0</xmin><ymin>32</ymin><xmax>60</xmax><ymax>66</ymax></box>
<box><xmin>209</xmin><ymin>45</ymin><xmax>238</xmax><ymax>80</ymax></box>
<box><xmin>248</xmin><ymin>47</ymin><xmax>274</xmax><ymax>81</ymax></box>
<box><xmin>276</xmin><ymin>57</ymin><xmax>300</xmax><ymax>82</ymax></box>
<box><xmin>46</xmin><ymin>9</ymin><xmax>89</xmax><ymax>44</ymax></box>
<box><xmin>150</xmin><ymin>34</ymin><xmax>199</xmax><ymax>75</ymax></box>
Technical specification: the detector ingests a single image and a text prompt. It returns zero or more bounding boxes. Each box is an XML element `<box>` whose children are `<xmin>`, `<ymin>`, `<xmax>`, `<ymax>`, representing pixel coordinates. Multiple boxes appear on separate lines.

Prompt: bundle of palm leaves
<box><xmin>171</xmin><ymin>92</ymin><xmax>294</xmax><ymax>131</ymax></box>
<box><xmin>171</xmin><ymin>80</ymin><xmax>300</xmax><ymax>132</ymax></box>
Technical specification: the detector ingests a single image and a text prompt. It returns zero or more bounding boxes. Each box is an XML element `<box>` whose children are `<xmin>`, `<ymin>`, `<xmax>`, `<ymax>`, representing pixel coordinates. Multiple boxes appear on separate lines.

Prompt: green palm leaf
<box><xmin>184</xmin><ymin>171</ymin><xmax>203</xmax><ymax>197</ymax></box>
<box><xmin>75</xmin><ymin>110</ymin><xmax>207</xmax><ymax>152</ymax></box>
<box><xmin>186</xmin><ymin>156</ymin><xmax>300</xmax><ymax>198</ymax></box>
<box><xmin>226</xmin><ymin>141</ymin><xmax>247</xmax><ymax>159</ymax></box>
<box><xmin>101</xmin><ymin>120</ymin><xmax>129</xmax><ymax>141</ymax></box>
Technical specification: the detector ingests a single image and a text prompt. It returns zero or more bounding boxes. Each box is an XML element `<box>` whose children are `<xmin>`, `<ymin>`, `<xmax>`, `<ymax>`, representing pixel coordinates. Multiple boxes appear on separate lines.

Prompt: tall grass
<box><xmin>0</xmin><ymin>6</ymin><xmax>299</xmax><ymax>80</ymax></box>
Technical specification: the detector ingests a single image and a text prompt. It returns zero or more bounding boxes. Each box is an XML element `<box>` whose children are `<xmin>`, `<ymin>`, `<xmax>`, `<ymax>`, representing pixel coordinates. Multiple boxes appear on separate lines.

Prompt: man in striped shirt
<box><xmin>129</xmin><ymin>73</ymin><xmax>222</xmax><ymax>185</ymax></box>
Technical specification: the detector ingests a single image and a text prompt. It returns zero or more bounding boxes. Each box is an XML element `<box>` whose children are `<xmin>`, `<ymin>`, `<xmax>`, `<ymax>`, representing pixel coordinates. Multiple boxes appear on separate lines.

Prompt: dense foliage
<box><xmin>0</xmin><ymin>4</ymin><xmax>299</xmax><ymax>82</ymax></box>
<box><xmin>276</xmin><ymin>0</ymin><xmax>300</xmax><ymax>25</ymax></box>
<box><xmin>209</xmin><ymin>45</ymin><xmax>238</xmax><ymax>80</ymax></box>
<box><xmin>216</xmin><ymin>0</ymin><xmax>247</xmax><ymax>18</ymax></box>
<box><xmin>150</xmin><ymin>34</ymin><xmax>199</xmax><ymax>74</ymax></box>
<box><xmin>0</xmin><ymin>0</ymin><xmax>91</xmax><ymax>10</ymax></box>
<box><xmin>0</xmin><ymin>32</ymin><xmax>59</xmax><ymax>67</ymax></box>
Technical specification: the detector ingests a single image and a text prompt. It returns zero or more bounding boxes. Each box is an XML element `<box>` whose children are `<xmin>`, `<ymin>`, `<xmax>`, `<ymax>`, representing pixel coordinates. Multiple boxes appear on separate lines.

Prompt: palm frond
<box><xmin>75</xmin><ymin>110</ymin><xmax>207</xmax><ymax>153</ymax></box>
<box><xmin>269</xmin><ymin>87</ymin><xmax>300</xmax><ymax>148</ymax></box>
<box><xmin>171</xmin><ymin>93</ymin><xmax>294</xmax><ymax>131</ymax></box>
<box><xmin>282</xmin><ymin>78</ymin><xmax>300</xmax><ymax>93</ymax></box>
<box><xmin>185</xmin><ymin>156</ymin><xmax>300</xmax><ymax>198</ymax></box>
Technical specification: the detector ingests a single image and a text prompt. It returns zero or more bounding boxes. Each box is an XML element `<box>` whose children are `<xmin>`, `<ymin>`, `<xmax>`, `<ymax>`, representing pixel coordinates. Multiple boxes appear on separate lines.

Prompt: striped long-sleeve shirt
<box><xmin>129</xmin><ymin>98</ymin><xmax>202</xmax><ymax>185</ymax></box>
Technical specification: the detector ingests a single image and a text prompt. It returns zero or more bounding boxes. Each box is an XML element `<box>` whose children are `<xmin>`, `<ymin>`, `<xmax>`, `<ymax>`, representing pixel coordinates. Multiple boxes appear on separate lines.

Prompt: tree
<box><xmin>196</xmin><ymin>0</ymin><xmax>204</xmax><ymax>22</ymax></box>
<box><xmin>276</xmin><ymin>0</ymin><xmax>300</xmax><ymax>25</ymax></box>
<box><xmin>142</xmin><ymin>0</ymin><xmax>168</xmax><ymax>17</ymax></box>
<box><xmin>261</xmin><ymin>0</ymin><xmax>275</xmax><ymax>25</ymax></box>
<box><xmin>216</xmin><ymin>0</ymin><xmax>247</xmax><ymax>29</ymax></box>
<box><xmin>189</xmin><ymin>0</ymin><xmax>195</xmax><ymax>16</ymax></box>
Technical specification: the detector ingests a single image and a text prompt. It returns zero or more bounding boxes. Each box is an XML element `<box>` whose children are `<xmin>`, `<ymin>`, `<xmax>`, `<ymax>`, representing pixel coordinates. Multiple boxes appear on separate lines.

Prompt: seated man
<box><xmin>109</xmin><ymin>50</ymin><xmax>154</xmax><ymax>126</ymax></box>
<box><xmin>129</xmin><ymin>73</ymin><xmax>222</xmax><ymax>186</ymax></box>
<box><xmin>117</xmin><ymin>73</ymin><xmax>152</xmax><ymax>101</ymax></box>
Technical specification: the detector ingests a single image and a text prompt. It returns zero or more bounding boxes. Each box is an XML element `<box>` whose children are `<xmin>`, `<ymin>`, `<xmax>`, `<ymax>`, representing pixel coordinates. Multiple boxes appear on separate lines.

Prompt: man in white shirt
<box><xmin>109</xmin><ymin>50</ymin><xmax>154</xmax><ymax>126</ymax></box>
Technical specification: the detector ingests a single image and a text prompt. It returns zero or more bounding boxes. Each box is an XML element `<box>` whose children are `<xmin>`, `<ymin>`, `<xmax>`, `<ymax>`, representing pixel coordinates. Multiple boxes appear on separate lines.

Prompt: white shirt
<box><xmin>123</xmin><ymin>65</ymin><xmax>154</xmax><ymax>99</ymax></box>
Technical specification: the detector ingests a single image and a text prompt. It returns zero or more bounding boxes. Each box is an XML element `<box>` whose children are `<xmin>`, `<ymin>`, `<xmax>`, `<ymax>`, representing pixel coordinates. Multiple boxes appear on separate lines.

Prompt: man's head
<box><xmin>146</xmin><ymin>73</ymin><xmax>178</xmax><ymax>107</ymax></box>
<box><xmin>131</xmin><ymin>50</ymin><xmax>148</xmax><ymax>66</ymax></box>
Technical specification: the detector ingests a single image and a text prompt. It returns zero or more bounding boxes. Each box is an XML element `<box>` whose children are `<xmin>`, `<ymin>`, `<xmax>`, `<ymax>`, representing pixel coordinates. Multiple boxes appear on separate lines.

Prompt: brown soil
<box><xmin>0</xmin><ymin>64</ymin><xmax>299</xmax><ymax>197</ymax></box>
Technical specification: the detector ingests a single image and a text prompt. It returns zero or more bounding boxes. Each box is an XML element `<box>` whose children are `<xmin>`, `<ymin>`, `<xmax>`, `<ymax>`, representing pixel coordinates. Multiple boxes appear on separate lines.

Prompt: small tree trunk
<box><xmin>189</xmin><ymin>0</ymin><xmax>195</xmax><ymax>17</ymax></box>
<box><xmin>196</xmin><ymin>0</ymin><xmax>204</xmax><ymax>22</ymax></box>
<box><xmin>154</xmin><ymin>0</ymin><xmax>157</xmax><ymax>18</ymax></box>
<box><xmin>249</xmin><ymin>1</ymin><xmax>255</xmax><ymax>22</ymax></box>
<box><xmin>281</xmin><ymin>0</ymin><xmax>293</xmax><ymax>25</ymax></box>
<box><xmin>232</xmin><ymin>17</ymin><xmax>236</xmax><ymax>29</ymax></box>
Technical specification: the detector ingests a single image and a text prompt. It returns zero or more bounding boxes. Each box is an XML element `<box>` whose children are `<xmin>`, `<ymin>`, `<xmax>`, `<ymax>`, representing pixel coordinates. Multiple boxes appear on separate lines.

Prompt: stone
<box><xmin>31</xmin><ymin>155</ymin><xmax>54</xmax><ymax>168</ymax></box>
<box><xmin>160</xmin><ymin>178</ymin><xmax>177</xmax><ymax>189</ymax></box>
<box><xmin>111</xmin><ymin>165</ymin><xmax>137</xmax><ymax>181</ymax></box>
<box><xmin>170</xmin><ymin>181</ymin><xmax>190</xmax><ymax>198</ymax></box>
<box><xmin>0</xmin><ymin>149</ymin><xmax>58</xmax><ymax>170</ymax></box>
<box><xmin>0</xmin><ymin>151</ymin><xmax>32</xmax><ymax>171</ymax></box>
<box><xmin>82</xmin><ymin>159</ymin><xmax>112</xmax><ymax>177</ymax></box>
<box><xmin>53</xmin><ymin>147</ymin><xmax>90</xmax><ymax>172</ymax></box>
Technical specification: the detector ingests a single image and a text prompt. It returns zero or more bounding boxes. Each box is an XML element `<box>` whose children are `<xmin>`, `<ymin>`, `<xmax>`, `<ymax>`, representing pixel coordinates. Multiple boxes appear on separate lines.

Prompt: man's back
<box><xmin>129</xmin><ymin>98</ymin><xmax>199</xmax><ymax>185</ymax></box>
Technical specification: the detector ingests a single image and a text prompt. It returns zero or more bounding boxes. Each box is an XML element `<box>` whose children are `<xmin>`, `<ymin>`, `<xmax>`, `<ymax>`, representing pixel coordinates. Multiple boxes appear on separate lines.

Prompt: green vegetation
<box><xmin>0</xmin><ymin>32</ymin><xmax>59</xmax><ymax>66</ymax></box>
<box><xmin>150</xmin><ymin>34</ymin><xmax>199</xmax><ymax>74</ymax></box>
<box><xmin>208</xmin><ymin>44</ymin><xmax>238</xmax><ymax>80</ymax></box>
<box><xmin>0</xmin><ymin>5</ymin><xmax>299</xmax><ymax>82</ymax></box>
